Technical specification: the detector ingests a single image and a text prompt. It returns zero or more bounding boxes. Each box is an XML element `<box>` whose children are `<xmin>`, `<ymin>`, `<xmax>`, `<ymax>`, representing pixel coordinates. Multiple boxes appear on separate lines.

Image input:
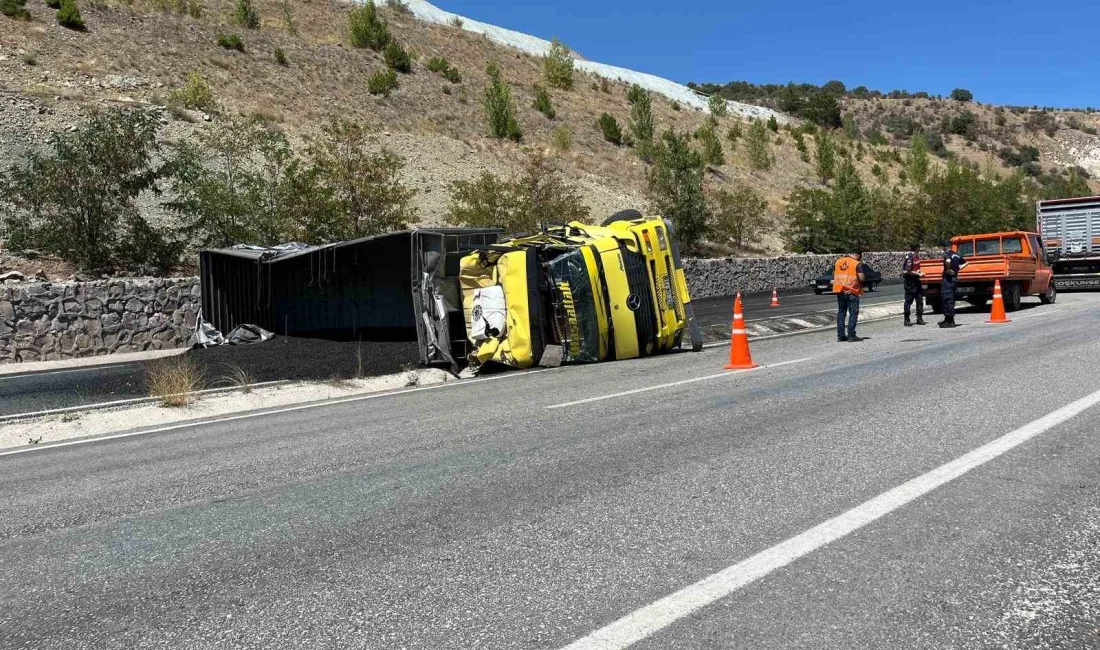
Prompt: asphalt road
<box><xmin>0</xmin><ymin>285</ymin><xmax>905</xmax><ymax>418</ymax></box>
<box><xmin>2</xmin><ymin>293</ymin><xmax>1098</xmax><ymax>649</ymax></box>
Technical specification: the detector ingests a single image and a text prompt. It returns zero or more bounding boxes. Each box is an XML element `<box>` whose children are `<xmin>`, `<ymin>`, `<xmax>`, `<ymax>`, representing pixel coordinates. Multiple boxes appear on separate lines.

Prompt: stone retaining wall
<box><xmin>683</xmin><ymin>251</ymin><xmax>910</xmax><ymax>300</ymax></box>
<box><xmin>0</xmin><ymin>278</ymin><xmax>200</xmax><ymax>362</ymax></box>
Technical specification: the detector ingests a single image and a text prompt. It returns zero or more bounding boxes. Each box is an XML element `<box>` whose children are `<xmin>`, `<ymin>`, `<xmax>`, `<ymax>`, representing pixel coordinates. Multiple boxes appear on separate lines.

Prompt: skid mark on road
<box><xmin>560</xmin><ymin>385</ymin><xmax>1100</xmax><ymax>650</ymax></box>
<box><xmin>545</xmin><ymin>358</ymin><xmax>812</xmax><ymax>410</ymax></box>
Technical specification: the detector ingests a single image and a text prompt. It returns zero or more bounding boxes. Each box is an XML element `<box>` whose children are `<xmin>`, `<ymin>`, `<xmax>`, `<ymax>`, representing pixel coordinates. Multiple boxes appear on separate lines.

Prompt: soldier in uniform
<box><xmin>902</xmin><ymin>243</ymin><xmax>926</xmax><ymax>327</ymax></box>
<box><xmin>939</xmin><ymin>240</ymin><xmax>964</xmax><ymax>328</ymax></box>
<box><xmin>832</xmin><ymin>251</ymin><xmax>866</xmax><ymax>342</ymax></box>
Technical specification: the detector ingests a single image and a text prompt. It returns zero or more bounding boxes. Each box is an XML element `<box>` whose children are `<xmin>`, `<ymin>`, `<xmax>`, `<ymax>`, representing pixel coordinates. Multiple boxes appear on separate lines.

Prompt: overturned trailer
<box><xmin>199</xmin><ymin>229</ymin><xmax>500</xmax><ymax>369</ymax></box>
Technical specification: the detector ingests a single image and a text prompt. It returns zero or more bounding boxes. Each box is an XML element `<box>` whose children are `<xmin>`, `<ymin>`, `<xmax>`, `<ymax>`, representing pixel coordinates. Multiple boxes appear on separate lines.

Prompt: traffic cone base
<box><xmin>986</xmin><ymin>279</ymin><xmax>1011</xmax><ymax>324</ymax></box>
<box><xmin>725</xmin><ymin>294</ymin><xmax>759</xmax><ymax>370</ymax></box>
<box><xmin>770</xmin><ymin>288</ymin><xmax>780</xmax><ymax>308</ymax></box>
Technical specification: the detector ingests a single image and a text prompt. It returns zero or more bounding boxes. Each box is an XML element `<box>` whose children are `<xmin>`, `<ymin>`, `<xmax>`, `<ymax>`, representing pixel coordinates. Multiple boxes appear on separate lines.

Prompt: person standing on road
<box><xmin>903</xmin><ymin>243</ymin><xmax>926</xmax><ymax>327</ymax></box>
<box><xmin>832</xmin><ymin>251</ymin><xmax>866</xmax><ymax>342</ymax></box>
<box><xmin>939</xmin><ymin>240</ymin><xmax>964</xmax><ymax>329</ymax></box>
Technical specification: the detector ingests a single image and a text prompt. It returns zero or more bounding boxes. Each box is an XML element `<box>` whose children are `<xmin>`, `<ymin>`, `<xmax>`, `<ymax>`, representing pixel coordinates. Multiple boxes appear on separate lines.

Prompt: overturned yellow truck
<box><xmin>458</xmin><ymin>210</ymin><xmax>703</xmax><ymax>369</ymax></box>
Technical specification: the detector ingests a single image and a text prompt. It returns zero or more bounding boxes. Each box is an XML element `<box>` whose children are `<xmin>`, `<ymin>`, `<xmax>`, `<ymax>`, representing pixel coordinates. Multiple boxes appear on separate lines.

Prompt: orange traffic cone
<box><xmin>770</xmin><ymin>288</ymin><xmax>780</xmax><ymax>308</ymax></box>
<box><xmin>724</xmin><ymin>294</ymin><xmax>760</xmax><ymax>370</ymax></box>
<box><xmin>986</xmin><ymin>279</ymin><xmax>1011</xmax><ymax>324</ymax></box>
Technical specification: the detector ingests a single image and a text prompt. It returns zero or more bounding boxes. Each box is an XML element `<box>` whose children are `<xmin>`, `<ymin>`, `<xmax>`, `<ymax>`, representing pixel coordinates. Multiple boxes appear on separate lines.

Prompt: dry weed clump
<box><xmin>145</xmin><ymin>355</ymin><xmax>206</xmax><ymax>407</ymax></box>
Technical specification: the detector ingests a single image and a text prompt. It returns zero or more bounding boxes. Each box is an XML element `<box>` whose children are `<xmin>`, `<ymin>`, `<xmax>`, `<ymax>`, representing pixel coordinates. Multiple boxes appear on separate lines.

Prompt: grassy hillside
<box><xmin>1</xmin><ymin>0</ymin><xmax>1098</xmax><ymax>279</ymax></box>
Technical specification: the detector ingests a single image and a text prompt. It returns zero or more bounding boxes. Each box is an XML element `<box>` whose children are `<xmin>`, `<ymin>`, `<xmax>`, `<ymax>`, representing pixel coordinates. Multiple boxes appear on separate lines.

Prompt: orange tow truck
<box><xmin>920</xmin><ymin>231</ymin><xmax>1056</xmax><ymax>313</ymax></box>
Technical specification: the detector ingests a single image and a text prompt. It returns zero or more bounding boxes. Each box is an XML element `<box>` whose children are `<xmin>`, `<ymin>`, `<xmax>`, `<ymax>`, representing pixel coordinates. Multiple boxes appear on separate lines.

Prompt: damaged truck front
<box><xmin>458</xmin><ymin>211</ymin><xmax>703</xmax><ymax>370</ymax></box>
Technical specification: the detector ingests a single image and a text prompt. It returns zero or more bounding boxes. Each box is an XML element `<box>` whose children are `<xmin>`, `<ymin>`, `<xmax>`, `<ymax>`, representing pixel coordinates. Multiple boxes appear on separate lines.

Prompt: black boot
<box><xmin>915</xmin><ymin>315</ymin><xmax>927</xmax><ymax>325</ymax></box>
<box><xmin>904</xmin><ymin>315</ymin><xmax>913</xmax><ymax>327</ymax></box>
<box><xmin>938</xmin><ymin>317</ymin><xmax>951</xmax><ymax>328</ymax></box>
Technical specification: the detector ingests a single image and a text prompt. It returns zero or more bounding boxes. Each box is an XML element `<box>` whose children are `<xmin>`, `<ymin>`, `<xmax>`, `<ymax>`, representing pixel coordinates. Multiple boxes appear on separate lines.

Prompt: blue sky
<box><xmin>433</xmin><ymin>0</ymin><xmax>1098</xmax><ymax>109</ymax></box>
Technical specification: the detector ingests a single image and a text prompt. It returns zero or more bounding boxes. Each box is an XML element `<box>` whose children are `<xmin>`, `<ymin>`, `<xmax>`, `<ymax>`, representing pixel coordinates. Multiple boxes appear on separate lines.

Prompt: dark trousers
<box><xmin>941</xmin><ymin>280</ymin><xmax>957</xmax><ymax>316</ymax></box>
<box><xmin>904</xmin><ymin>279</ymin><xmax>924</xmax><ymax>319</ymax></box>
<box><xmin>837</xmin><ymin>292</ymin><xmax>859</xmax><ymax>338</ymax></box>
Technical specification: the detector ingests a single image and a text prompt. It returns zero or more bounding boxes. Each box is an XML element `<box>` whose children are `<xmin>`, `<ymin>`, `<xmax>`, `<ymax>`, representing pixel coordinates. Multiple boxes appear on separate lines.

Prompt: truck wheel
<box><xmin>1003</xmin><ymin>282</ymin><xmax>1022</xmax><ymax>312</ymax></box>
<box><xmin>600</xmin><ymin>209</ymin><xmax>644</xmax><ymax>226</ymax></box>
<box><xmin>966</xmin><ymin>296</ymin><xmax>988</xmax><ymax>308</ymax></box>
<box><xmin>929</xmin><ymin>298</ymin><xmax>943</xmax><ymax>314</ymax></box>
<box><xmin>1040</xmin><ymin>284</ymin><xmax>1057</xmax><ymax>305</ymax></box>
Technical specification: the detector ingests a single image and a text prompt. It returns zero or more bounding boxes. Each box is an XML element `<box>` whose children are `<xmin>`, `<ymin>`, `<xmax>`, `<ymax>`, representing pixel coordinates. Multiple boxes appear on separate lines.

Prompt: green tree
<box><xmin>628</xmin><ymin>85</ymin><xmax>654</xmax><ymax>158</ymax></box>
<box><xmin>544</xmin><ymin>37</ymin><xmax>574</xmax><ymax>90</ymax></box>
<box><xmin>907</xmin><ymin>131</ymin><xmax>931</xmax><ymax>186</ymax></box>
<box><xmin>383</xmin><ymin>41</ymin><xmax>412</xmax><ymax>73</ymax></box>
<box><xmin>767</xmin><ymin>115</ymin><xmax>779</xmax><ymax>133</ymax></box>
<box><xmin>778</xmin><ymin>83</ymin><xmax>805</xmax><ymax>114</ymax></box>
<box><xmin>1</xmin><ymin>0</ymin><xmax>30</xmax><ymax>19</ymax></box>
<box><xmin>712</xmin><ymin>183</ymin><xmax>767</xmax><ymax>250</ymax></box>
<box><xmin>447</xmin><ymin>153</ymin><xmax>588</xmax><ymax>233</ymax></box>
<box><xmin>367</xmin><ymin>69</ymin><xmax>398</xmax><ymax>96</ymax></box>
<box><xmin>235</xmin><ymin>0</ymin><xmax>259</xmax><ymax>28</ymax></box>
<box><xmin>0</xmin><ymin>109</ymin><xmax>175</xmax><ymax>272</ymax></box>
<box><xmin>305</xmin><ymin>120</ymin><xmax>417</xmax><ymax>239</ymax></box>
<box><xmin>598</xmin><ymin>113</ymin><xmax>623</xmax><ymax>145</ymax></box>
<box><xmin>483</xmin><ymin>61</ymin><xmax>521</xmax><ymax>141</ymax></box>
<box><xmin>746</xmin><ymin>120</ymin><xmax>772</xmax><ymax>170</ymax></box>
<box><xmin>647</xmin><ymin>130</ymin><xmax>709</xmax><ymax>250</ymax></box>
<box><xmin>815</xmin><ymin>130</ymin><xmax>836</xmax><ymax>184</ymax></box>
<box><xmin>57</xmin><ymin>0</ymin><xmax>84</xmax><ymax>30</ymax></box>
<box><xmin>348</xmin><ymin>1</ymin><xmax>390</xmax><ymax>51</ymax></box>
<box><xmin>782</xmin><ymin>186</ymin><xmax>832</xmax><ymax>253</ymax></box>
<box><xmin>708</xmin><ymin>94</ymin><xmax>727</xmax><ymax>118</ymax></box>
<box><xmin>168</xmin><ymin>71</ymin><xmax>217</xmax><ymax>112</ymax></box>
<box><xmin>533</xmin><ymin>84</ymin><xmax>555</xmax><ymax>119</ymax></box>
<box><xmin>950</xmin><ymin>88</ymin><xmax>974</xmax><ymax>102</ymax></box>
<box><xmin>802</xmin><ymin>92</ymin><xmax>842</xmax><ymax>128</ymax></box>
<box><xmin>166</xmin><ymin>116</ymin><xmax>296</xmax><ymax>248</ymax></box>
<box><xmin>694</xmin><ymin>119</ymin><xmax>724</xmax><ymax>167</ymax></box>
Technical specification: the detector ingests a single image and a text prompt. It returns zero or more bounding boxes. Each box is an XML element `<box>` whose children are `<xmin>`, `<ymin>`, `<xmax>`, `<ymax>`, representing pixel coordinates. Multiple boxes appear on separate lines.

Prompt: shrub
<box><xmin>384</xmin><ymin>0</ymin><xmax>410</xmax><ymax>13</ymax></box>
<box><xmin>600</xmin><ymin>77</ymin><xmax>611</xmax><ymax>94</ymax></box>
<box><xmin>384</xmin><ymin>41</ymin><xmax>411</xmax><ymax>73</ymax></box>
<box><xmin>802</xmin><ymin>92</ymin><xmax>841</xmax><ymax>128</ymax></box>
<box><xmin>708</xmin><ymin>94</ymin><xmax>727</xmax><ymax>118</ymax></box>
<box><xmin>367</xmin><ymin>68</ymin><xmax>398</xmax><ymax>96</ymax></box>
<box><xmin>815</xmin><ymin>130</ymin><xmax>836</xmax><ymax>184</ymax></box>
<box><xmin>274</xmin><ymin>47</ymin><xmax>288</xmax><ymax>66</ymax></box>
<box><xmin>597</xmin><ymin>113</ymin><xmax>622</xmax><ymax>145</ymax></box>
<box><xmin>235</xmin><ymin>0</ymin><xmax>258</xmax><ymax>28</ymax></box>
<box><xmin>544</xmin><ymin>37</ymin><xmax>574</xmax><ymax>90</ymax></box>
<box><xmin>483</xmin><ymin>61</ymin><xmax>521</xmax><ymax>141</ymax></box>
<box><xmin>442</xmin><ymin>66</ymin><xmax>461</xmax><ymax>83</ymax></box>
<box><xmin>767</xmin><ymin>115</ymin><xmax>779</xmax><ymax>133</ymax></box>
<box><xmin>280</xmin><ymin>0</ymin><xmax>294</xmax><ymax>33</ymax></box>
<box><xmin>950</xmin><ymin>88</ymin><xmax>973</xmax><ymax>102</ymax></box>
<box><xmin>349</xmin><ymin>1</ymin><xmax>390</xmax><ymax>51</ymax></box>
<box><xmin>168</xmin><ymin>71</ymin><xmax>216</xmax><ymax>111</ymax></box>
<box><xmin>627</xmin><ymin>84</ymin><xmax>647</xmax><ymax>106</ymax></box>
<box><xmin>671</xmin><ymin>101</ymin><xmax>681</xmax><ymax>111</ymax></box>
<box><xmin>1</xmin><ymin>0</ymin><xmax>30</xmax><ymax>19</ymax></box>
<box><xmin>628</xmin><ymin>86</ymin><xmax>654</xmax><ymax>157</ymax></box>
<box><xmin>746</xmin><ymin>120</ymin><xmax>772</xmax><ymax>170</ymax></box>
<box><xmin>712</xmin><ymin>183</ymin><xmax>767</xmax><ymax>250</ymax></box>
<box><xmin>552</xmin><ymin>126</ymin><xmax>573</xmax><ymax>153</ymax></box>
<box><xmin>533</xmin><ymin>84</ymin><xmax>555</xmax><ymax>119</ymax></box>
<box><xmin>45</xmin><ymin>0</ymin><xmax>60</xmax><ymax>7</ymax></box>
<box><xmin>426</xmin><ymin>55</ymin><xmax>449</xmax><ymax>73</ymax></box>
<box><xmin>647</xmin><ymin>131</ymin><xmax>708</xmax><ymax>250</ymax></box>
<box><xmin>947</xmin><ymin>110</ymin><xmax>979</xmax><ymax>139</ymax></box>
<box><xmin>145</xmin><ymin>356</ymin><xmax>206</xmax><ymax>407</ymax></box>
<box><xmin>21</xmin><ymin>52</ymin><xmax>36</xmax><ymax>65</ymax></box>
<box><xmin>57</xmin><ymin>0</ymin><xmax>85</xmax><ymax>30</ymax></box>
<box><xmin>447</xmin><ymin>153</ymin><xmax>588</xmax><ymax>233</ymax></box>
<box><xmin>217</xmin><ymin>33</ymin><xmax>245</xmax><ymax>52</ymax></box>
<box><xmin>449</xmin><ymin>15</ymin><xmax>462</xmax><ymax>28</ymax></box>
<box><xmin>727</xmin><ymin>122</ymin><xmax>743</xmax><ymax>141</ymax></box>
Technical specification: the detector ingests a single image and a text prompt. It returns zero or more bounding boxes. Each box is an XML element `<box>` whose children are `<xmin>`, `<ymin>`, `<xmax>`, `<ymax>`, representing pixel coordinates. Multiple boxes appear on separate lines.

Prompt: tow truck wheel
<box><xmin>1004</xmin><ymin>282</ymin><xmax>1022</xmax><ymax>312</ymax></box>
<box><xmin>1040</xmin><ymin>283</ymin><xmax>1057</xmax><ymax>305</ymax></box>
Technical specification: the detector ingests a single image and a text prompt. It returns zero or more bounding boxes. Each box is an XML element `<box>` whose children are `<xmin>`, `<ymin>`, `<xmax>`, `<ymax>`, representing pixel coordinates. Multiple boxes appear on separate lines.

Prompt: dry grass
<box><xmin>145</xmin><ymin>355</ymin><xmax>207</xmax><ymax>407</ymax></box>
<box><xmin>219</xmin><ymin>363</ymin><xmax>255</xmax><ymax>393</ymax></box>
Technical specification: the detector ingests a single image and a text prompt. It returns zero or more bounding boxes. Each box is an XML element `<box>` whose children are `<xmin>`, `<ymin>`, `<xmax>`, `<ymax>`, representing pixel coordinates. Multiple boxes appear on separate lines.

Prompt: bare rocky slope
<box><xmin>2</xmin><ymin>0</ymin><xmax>1099</xmax><ymax>278</ymax></box>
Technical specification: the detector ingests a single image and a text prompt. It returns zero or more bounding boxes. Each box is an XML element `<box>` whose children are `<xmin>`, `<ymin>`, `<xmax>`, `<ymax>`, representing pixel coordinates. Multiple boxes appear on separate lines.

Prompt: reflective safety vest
<box><xmin>832</xmin><ymin>256</ymin><xmax>862</xmax><ymax>295</ymax></box>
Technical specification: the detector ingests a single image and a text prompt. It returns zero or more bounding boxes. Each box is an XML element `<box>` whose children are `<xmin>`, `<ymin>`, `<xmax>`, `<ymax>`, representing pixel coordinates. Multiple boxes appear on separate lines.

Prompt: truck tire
<box><xmin>966</xmin><ymin>296</ymin><xmax>988</xmax><ymax>308</ymax></box>
<box><xmin>929</xmin><ymin>298</ymin><xmax>943</xmax><ymax>314</ymax></box>
<box><xmin>1040</xmin><ymin>283</ymin><xmax>1057</xmax><ymax>305</ymax></box>
<box><xmin>1003</xmin><ymin>282</ymin><xmax>1022</xmax><ymax>312</ymax></box>
<box><xmin>600</xmin><ymin>209</ymin><xmax>644</xmax><ymax>226</ymax></box>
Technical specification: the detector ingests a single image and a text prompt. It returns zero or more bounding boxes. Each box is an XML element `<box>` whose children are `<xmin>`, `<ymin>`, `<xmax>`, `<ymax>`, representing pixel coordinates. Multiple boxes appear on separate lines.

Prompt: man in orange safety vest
<box><xmin>832</xmin><ymin>251</ymin><xmax>866</xmax><ymax>342</ymax></box>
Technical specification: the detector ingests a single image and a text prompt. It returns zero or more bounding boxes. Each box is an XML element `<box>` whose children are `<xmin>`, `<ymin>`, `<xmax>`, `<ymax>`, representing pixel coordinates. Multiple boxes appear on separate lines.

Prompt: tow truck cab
<box><xmin>458</xmin><ymin>214</ymin><xmax>702</xmax><ymax>369</ymax></box>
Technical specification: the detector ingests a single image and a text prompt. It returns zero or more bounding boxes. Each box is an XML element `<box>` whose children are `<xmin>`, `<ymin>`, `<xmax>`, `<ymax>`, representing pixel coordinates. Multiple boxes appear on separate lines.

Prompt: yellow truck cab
<box><xmin>458</xmin><ymin>210</ymin><xmax>702</xmax><ymax>369</ymax></box>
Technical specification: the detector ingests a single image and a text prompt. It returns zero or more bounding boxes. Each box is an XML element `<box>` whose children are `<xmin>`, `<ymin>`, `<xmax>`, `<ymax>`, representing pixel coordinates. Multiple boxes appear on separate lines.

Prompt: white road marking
<box><xmin>0</xmin><ymin>369</ymin><xmax>557</xmax><ymax>458</ymax></box>
<box><xmin>545</xmin><ymin>358</ymin><xmax>812</xmax><ymax>410</ymax></box>
<box><xmin>559</xmin><ymin>385</ymin><xmax>1100</xmax><ymax>650</ymax></box>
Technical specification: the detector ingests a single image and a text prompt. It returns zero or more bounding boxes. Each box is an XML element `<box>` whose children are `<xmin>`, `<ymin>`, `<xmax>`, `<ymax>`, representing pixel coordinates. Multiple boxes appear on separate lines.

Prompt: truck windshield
<box><xmin>547</xmin><ymin>251</ymin><xmax>601</xmax><ymax>363</ymax></box>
